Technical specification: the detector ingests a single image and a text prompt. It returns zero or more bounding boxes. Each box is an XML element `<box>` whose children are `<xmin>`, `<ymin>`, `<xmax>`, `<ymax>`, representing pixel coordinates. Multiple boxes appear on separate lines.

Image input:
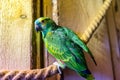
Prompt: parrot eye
<box><xmin>41</xmin><ymin>20</ymin><xmax>45</xmax><ymax>23</ymax></box>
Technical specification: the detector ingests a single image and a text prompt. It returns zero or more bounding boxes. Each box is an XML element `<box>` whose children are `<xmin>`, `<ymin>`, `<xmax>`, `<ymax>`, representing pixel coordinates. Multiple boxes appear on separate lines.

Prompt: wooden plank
<box><xmin>58</xmin><ymin>0</ymin><xmax>114</xmax><ymax>80</ymax></box>
<box><xmin>106</xmin><ymin>0</ymin><xmax>120</xmax><ymax>79</ymax></box>
<box><xmin>87</xmin><ymin>19</ymin><xmax>113</xmax><ymax>80</ymax></box>
<box><xmin>116</xmin><ymin>0</ymin><xmax>120</xmax><ymax>9</ymax></box>
<box><xmin>32</xmin><ymin>0</ymin><xmax>44</xmax><ymax>69</ymax></box>
<box><xmin>58</xmin><ymin>0</ymin><xmax>103</xmax><ymax>36</ymax></box>
<box><xmin>0</xmin><ymin>0</ymin><xmax>32</xmax><ymax>70</ymax></box>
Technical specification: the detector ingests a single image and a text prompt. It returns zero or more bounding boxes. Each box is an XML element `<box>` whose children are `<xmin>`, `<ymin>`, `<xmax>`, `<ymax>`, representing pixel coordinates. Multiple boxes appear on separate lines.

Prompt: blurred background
<box><xmin>0</xmin><ymin>0</ymin><xmax>120</xmax><ymax>80</ymax></box>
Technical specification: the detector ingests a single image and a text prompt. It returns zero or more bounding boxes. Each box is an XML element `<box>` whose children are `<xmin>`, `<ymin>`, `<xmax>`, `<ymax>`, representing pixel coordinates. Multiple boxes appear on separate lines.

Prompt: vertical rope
<box><xmin>81</xmin><ymin>0</ymin><xmax>112</xmax><ymax>43</ymax></box>
<box><xmin>0</xmin><ymin>0</ymin><xmax>112</xmax><ymax>80</ymax></box>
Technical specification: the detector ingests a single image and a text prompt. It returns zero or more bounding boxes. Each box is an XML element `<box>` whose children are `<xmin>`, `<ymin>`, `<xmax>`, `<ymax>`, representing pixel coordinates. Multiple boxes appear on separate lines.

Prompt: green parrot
<box><xmin>34</xmin><ymin>17</ymin><xmax>97</xmax><ymax>80</ymax></box>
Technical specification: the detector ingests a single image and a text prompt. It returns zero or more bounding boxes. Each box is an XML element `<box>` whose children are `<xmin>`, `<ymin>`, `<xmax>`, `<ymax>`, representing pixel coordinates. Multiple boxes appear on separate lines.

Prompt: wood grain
<box><xmin>0</xmin><ymin>0</ymin><xmax>117</xmax><ymax>80</ymax></box>
<box><xmin>0</xmin><ymin>0</ymin><xmax>32</xmax><ymax>70</ymax></box>
<box><xmin>58</xmin><ymin>0</ymin><xmax>113</xmax><ymax>80</ymax></box>
<box><xmin>106</xmin><ymin>0</ymin><xmax>120</xmax><ymax>79</ymax></box>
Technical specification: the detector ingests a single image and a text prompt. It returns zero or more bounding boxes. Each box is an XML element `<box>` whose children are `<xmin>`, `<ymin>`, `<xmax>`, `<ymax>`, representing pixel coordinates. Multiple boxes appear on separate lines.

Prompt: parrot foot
<box><xmin>53</xmin><ymin>61</ymin><xmax>66</xmax><ymax>74</ymax></box>
<box><xmin>53</xmin><ymin>62</ymin><xmax>62</xmax><ymax>74</ymax></box>
<box><xmin>57</xmin><ymin>60</ymin><xmax>66</xmax><ymax>69</ymax></box>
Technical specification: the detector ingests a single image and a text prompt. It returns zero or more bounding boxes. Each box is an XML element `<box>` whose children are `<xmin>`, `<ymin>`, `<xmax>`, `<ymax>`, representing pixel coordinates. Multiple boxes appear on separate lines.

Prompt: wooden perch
<box><xmin>0</xmin><ymin>64</ymin><xmax>59</xmax><ymax>80</ymax></box>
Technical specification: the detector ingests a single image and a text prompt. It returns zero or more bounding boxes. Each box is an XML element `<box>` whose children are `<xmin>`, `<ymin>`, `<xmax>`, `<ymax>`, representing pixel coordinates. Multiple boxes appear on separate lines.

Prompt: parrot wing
<box><xmin>63</xmin><ymin>27</ymin><xmax>97</xmax><ymax>65</ymax></box>
<box><xmin>44</xmin><ymin>28</ymin><xmax>87</xmax><ymax>70</ymax></box>
<box><xmin>46</xmin><ymin>39</ymin><xmax>87</xmax><ymax>71</ymax></box>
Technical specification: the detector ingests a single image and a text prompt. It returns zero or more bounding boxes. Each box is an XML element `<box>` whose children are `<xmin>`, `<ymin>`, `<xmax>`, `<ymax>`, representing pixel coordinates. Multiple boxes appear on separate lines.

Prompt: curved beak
<box><xmin>35</xmin><ymin>24</ymin><xmax>42</xmax><ymax>32</ymax></box>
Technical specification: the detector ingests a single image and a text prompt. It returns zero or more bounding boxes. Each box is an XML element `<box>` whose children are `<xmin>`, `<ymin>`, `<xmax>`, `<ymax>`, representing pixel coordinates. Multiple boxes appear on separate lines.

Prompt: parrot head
<box><xmin>34</xmin><ymin>17</ymin><xmax>57</xmax><ymax>32</ymax></box>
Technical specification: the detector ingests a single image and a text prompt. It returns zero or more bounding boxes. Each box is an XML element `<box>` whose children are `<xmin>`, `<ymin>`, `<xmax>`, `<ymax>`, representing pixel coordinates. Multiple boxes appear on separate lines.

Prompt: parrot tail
<box><xmin>86</xmin><ymin>74</ymin><xmax>95</xmax><ymax>80</ymax></box>
<box><xmin>78</xmin><ymin>69</ymin><xmax>95</xmax><ymax>80</ymax></box>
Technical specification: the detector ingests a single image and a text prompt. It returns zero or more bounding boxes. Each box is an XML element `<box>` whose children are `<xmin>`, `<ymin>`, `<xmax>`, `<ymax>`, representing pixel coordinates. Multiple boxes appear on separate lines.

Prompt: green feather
<box><xmin>63</xmin><ymin>27</ymin><xmax>97</xmax><ymax>65</ymax></box>
<box><xmin>35</xmin><ymin>17</ymin><xmax>96</xmax><ymax>80</ymax></box>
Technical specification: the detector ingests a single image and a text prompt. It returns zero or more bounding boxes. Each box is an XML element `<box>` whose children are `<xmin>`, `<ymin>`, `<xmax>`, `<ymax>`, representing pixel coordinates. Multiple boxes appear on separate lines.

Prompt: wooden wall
<box><xmin>0</xmin><ymin>0</ymin><xmax>32</xmax><ymax>70</ymax></box>
<box><xmin>44</xmin><ymin>0</ymin><xmax>120</xmax><ymax>80</ymax></box>
<box><xmin>106</xmin><ymin>0</ymin><xmax>120</xmax><ymax>80</ymax></box>
<box><xmin>58</xmin><ymin>0</ymin><xmax>113</xmax><ymax>80</ymax></box>
<box><xmin>1</xmin><ymin>0</ymin><xmax>120</xmax><ymax>80</ymax></box>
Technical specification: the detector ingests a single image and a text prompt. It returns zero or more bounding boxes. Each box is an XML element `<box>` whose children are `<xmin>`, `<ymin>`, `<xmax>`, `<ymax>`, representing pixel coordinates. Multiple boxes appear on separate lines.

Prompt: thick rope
<box><xmin>0</xmin><ymin>64</ymin><xmax>59</xmax><ymax>80</ymax></box>
<box><xmin>0</xmin><ymin>0</ymin><xmax>112</xmax><ymax>80</ymax></box>
<box><xmin>81</xmin><ymin>0</ymin><xmax>112</xmax><ymax>43</ymax></box>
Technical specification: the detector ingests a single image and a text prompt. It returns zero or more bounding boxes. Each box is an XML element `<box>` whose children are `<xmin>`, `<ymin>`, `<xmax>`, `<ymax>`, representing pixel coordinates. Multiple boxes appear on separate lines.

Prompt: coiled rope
<box><xmin>0</xmin><ymin>0</ymin><xmax>112</xmax><ymax>80</ymax></box>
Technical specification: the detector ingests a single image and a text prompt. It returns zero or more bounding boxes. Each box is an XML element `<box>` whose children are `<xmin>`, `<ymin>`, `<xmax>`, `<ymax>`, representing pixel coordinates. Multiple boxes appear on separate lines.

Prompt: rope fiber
<box><xmin>81</xmin><ymin>0</ymin><xmax>112</xmax><ymax>43</ymax></box>
<box><xmin>0</xmin><ymin>0</ymin><xmax>112</xmax><ymax>80</ymax></box>
<box><xmin>0</xmin><ymin>64</ymin><xmax>59</xmax><ymax>80</ymax></box>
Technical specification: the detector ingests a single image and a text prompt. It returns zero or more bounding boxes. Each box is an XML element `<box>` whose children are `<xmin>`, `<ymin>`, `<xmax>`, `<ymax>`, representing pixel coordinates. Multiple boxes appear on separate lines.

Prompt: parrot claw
<box><xmin>53</xmin><ymin>61</ymin><xmax>66</xmax><ymax>74</ymax></box>
<box><xmin>53</xmin><ymin>62</ymin><xmax>62</xmax><ymax>74</ymax></box>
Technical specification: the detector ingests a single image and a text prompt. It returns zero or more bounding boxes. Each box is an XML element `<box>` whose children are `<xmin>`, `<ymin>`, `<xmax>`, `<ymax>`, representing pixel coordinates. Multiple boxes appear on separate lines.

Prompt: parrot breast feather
<box><xmin>44</xmin><ymin>27</ymin><xmax>87</xmax><ymax>70</ymax></box>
